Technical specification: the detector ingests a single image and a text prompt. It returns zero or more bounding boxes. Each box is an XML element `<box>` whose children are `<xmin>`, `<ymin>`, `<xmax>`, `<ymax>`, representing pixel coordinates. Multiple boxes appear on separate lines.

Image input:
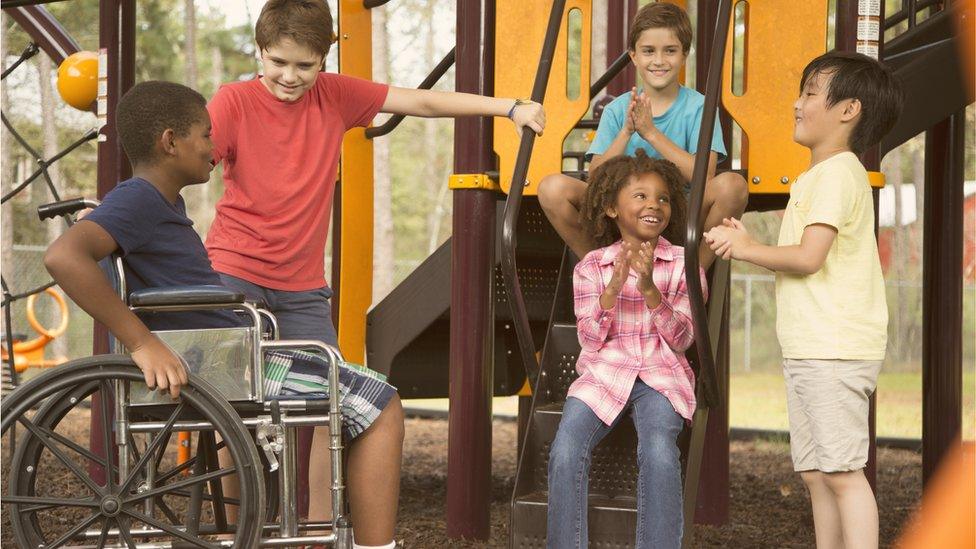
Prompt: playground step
<box><xmin>367</xmin><ymin>197</ymin><xmax>565</xmax><ymax>399</ymax></box>
<box><xmin>523</xmin><ymin>401</ymin><xmax>641</xmax><ymax>497</ymax></box>
<box><xmin>511</xmin><ymin>491</ymin><xmax>637</xmax><ymax>548</ymax></box>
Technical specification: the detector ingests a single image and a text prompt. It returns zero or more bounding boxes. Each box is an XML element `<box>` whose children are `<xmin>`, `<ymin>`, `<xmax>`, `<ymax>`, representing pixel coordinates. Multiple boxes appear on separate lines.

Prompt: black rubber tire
<box><xmin>1</xmin><ymin>355</ymin><xmax>266</xmax><ymax>548</ymax></box>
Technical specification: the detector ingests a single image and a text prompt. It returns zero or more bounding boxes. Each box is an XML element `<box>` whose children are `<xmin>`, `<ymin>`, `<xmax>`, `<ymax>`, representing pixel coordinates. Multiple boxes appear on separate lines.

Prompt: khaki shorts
<box><xmin>783</xmin><ymin>358</ymin><xmax>882</xmax><ymax>473</ymax></box>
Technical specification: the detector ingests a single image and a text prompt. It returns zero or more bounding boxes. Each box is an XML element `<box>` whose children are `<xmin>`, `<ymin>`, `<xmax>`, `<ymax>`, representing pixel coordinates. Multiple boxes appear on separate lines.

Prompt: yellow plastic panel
<box><xmin>494</xmin><ymin>0</ymin><xmax>591</xmax><ymax>195</ymax></box>
<box><xmin>722</xmin><ymin>0</ymin><xmax>829</xmax><ymax>194</ymax></box>
<box><xmin>337</xmin><ymin>0</ymin><xmax>373</xmax><ymax>364</ymax></box>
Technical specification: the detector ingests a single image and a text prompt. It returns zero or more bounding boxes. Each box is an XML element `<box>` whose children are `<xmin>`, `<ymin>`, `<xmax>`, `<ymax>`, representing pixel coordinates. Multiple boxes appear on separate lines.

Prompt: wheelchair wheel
<box><xmin>1</xmin><ymin>355</ymin><xmax>265</xmax><ymax>548</ymax></box>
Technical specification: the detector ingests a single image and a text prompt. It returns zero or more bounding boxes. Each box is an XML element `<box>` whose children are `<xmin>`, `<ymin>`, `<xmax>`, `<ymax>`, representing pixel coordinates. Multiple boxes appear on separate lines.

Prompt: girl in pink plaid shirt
<box><xmin>547</xmin><ymin>150</ymin><xmax>706</xmax><ymax>549</ymax></box>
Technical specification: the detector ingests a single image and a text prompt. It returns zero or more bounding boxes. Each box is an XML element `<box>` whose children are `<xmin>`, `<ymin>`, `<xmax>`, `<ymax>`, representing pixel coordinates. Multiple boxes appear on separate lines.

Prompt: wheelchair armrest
<box><xmin>129</xmin><ymin>285</ymin><xmax>246</xmax><ymax>307</ymax></box>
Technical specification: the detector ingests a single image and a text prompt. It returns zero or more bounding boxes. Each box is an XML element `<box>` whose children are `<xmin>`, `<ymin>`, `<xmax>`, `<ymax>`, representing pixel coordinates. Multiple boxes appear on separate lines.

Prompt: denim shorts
<box><xmin>217</xmin><ymin>273</ymin><xmax>338</xmax><ymax>347</ymax></box>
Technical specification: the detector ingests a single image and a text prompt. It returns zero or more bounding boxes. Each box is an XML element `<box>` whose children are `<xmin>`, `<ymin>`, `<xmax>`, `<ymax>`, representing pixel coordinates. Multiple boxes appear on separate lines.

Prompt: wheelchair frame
<box><xmin>1</xmin><ymin>199</ymin><xmax>357</xmax><ymax>548</ymax></box>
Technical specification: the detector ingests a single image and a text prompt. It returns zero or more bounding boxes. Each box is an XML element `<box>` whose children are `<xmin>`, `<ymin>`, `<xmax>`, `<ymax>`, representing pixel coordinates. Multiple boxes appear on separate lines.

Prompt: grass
<box><xmin>731</xmin><ymin>371</ymin><xmax>976</xmax><ymax>439</ymax></box>
<box><xmin>407</xmin><ymin>372</ymin><xmax>976</xmax><ymax>441</ymax></box>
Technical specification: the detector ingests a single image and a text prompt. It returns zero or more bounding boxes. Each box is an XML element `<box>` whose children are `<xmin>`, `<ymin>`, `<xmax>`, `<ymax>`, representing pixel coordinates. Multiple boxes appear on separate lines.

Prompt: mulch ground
<box><xmin>1</xmin><ymin>414</ymin><xmax>922</xmax><ymax>548</ymax></box>
<box><xmin>398</xmin><ymin>418</ymin><xmax>921</xmax><ymax>548</ymax></box>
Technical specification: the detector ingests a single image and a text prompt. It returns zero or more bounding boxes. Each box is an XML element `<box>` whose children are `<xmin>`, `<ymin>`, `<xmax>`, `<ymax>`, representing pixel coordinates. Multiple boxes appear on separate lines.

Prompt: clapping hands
<box><xmin>627</xmin><ymin>87</ymin><xmax>656</xmax><ymax>139</ymax></box>
<box><xmin>703</xmin><ymin>217</ymin><xmax>753</xmax><ymax>260</ymax></box>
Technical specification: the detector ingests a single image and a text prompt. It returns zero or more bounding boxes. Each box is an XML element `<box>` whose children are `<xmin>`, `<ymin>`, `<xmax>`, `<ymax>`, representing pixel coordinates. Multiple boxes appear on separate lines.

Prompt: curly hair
<box><xmin>581</xmin><ymin>149</ymin><xmax>687</xmax><ymax>248</ymax></box>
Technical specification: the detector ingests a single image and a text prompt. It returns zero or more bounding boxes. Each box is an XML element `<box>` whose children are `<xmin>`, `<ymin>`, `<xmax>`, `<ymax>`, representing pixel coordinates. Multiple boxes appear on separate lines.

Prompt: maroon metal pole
<box><xmin>446</xmin><ymin>0</ymin><xmax>496</xmax><ymax>540</ymax></box>
<box><xmin>606</xmin><ymin>0</ymin><xmax>637</xmax><ymax>96</ymax></box>
<box><xmin>690</xmin><ymin>0</ymin><xmax>731</xmax><ymax>525</ymax></box>
<box><xmin>921</xmin><ymin>112</ymin><xmax>964</xmax><ymax>485</ymax></box>
<box><xmin>835</xmin><ymin>0</ymin><xmax>883</xmax><ymax>490</ymax></box>
<box><xmin>90</xmin><ymin>0</ymin><xmax>122</xmax><ymax>485</ymax></box>
<box><xmin>119</xmin><ymin>0</ymin><xmax>135</xmax><ymax>180</ymax></box>
<box><xmin>95</xmin><ymin>0</ymin><xmax>120</xmax><ymax>214</ymax></box>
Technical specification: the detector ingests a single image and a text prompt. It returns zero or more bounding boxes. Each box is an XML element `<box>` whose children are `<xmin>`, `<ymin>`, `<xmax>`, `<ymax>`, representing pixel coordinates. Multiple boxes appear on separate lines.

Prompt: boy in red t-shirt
<box><xmin>205</xmin><ymin>1</ymin><xmax>545</xmax><ymax>547</ymax></box>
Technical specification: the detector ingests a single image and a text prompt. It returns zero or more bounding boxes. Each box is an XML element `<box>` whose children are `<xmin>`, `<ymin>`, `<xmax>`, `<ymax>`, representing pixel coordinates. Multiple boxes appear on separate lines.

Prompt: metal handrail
<box><xmin>500</xmin><ymin>0</ymin><xmax>566</xmax><ymax>387</ymax></box>
<box><xmin>683</xmin><ymin>0</ymin><xmax>733</xmax><ymax>410</ymax></box>
<box><xmin>589</xmin><ymin>50</ymin><xmax>630</xmax><ymax>99</ymax></box>
<box><xmin>364</xmin><ymin>47</ymin><xmax>456</xmax><ymax>139</ymax></box>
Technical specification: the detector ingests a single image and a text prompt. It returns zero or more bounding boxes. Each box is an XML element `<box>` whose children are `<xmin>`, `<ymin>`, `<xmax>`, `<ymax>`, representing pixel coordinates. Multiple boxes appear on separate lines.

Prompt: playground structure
<box><xmin>0</xmin><ymin>0</ymin><xmax>972</xmax><ymax>547</ymax></box>
<box><xmin>0</xmin><ymin>287</ymin><xmax>70</xmax><ymax>373</ymax></box>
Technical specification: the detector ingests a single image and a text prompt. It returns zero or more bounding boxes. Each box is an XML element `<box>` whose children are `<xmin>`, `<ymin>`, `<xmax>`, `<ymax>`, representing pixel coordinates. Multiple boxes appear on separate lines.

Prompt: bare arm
<box><xmin>589</xmin><ymin>93</ymin><xmax>637</xmax><ymax>173</ymax></box>
<box><xmin>643</xmin><ymin>130</ymin><xmax>718</xmax><ymax>182</ymax></box>
<box><xmin>588</xmin><ymin>130</ymin><xmax>632</xmax><ymax>173</ymax></box>
<box><xmin>380</xmin><ymin>87</ymin><xmax>545</xmax><ymax>135</ymax></box>
<box><xmin>631</xmin><ymin>93</ymin><xmax>717</xmax><ymax>181</ymax></box>
<box><xmin>44</xmin><ymin>220</ymin><xmax>188</xmax><ymax>397</ymax></box>
<box><xmin>706</xmin><ymin>218</ymin><xmax>837</xmax><ymax>275</ymax></box>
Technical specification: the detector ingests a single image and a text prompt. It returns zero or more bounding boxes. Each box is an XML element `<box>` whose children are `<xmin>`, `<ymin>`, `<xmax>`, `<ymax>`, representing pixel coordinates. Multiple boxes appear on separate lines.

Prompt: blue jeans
<box><xmin>547</xmin><ymin>381</ymin><xmax>684</xmax><ymax>549</ymax></box>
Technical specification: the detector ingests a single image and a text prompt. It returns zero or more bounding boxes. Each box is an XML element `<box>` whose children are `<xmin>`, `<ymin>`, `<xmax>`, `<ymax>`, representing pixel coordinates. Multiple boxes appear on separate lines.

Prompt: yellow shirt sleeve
<box><xmin>803</xmin><ymin>162</ymin><xmax>858</xmax><ymax>230</ymax></box>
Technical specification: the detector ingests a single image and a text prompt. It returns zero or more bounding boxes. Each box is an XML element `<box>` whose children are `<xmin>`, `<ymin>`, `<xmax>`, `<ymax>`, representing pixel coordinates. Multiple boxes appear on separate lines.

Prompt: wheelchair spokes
<box><xmin>1</xmin><ymin>356</ymin><xmax>264</xmax><ymax>548</ymax></box>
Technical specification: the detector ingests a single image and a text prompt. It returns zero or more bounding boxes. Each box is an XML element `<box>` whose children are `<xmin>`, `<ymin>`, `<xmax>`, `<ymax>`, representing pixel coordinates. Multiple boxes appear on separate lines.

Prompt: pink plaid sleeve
<box><xmin>574</xmin><ymin>259</ymin><xmax>615</xmax><ymax>352</ymax></box>
<box><xmin>648</xmin><ymin>265</ymin><xmax>707</xmax><ymax>353</ymax></box>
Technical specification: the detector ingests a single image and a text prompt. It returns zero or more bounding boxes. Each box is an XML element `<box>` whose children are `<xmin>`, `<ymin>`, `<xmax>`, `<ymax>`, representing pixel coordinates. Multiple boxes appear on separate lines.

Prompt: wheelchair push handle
<box><xmin>37</xmin><ymin>197</ymin><xmax>100</xmax><ymax>221</ymax></box>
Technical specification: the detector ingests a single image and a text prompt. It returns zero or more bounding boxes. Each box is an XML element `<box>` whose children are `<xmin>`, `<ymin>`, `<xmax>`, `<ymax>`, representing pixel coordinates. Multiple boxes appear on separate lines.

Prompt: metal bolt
<box><xmin>26</xmin><ymin>465</ymin><xmax>34</xmax><ymax>473</ymax></box>
<box><xmin>524</xmin><ymin>179</ymin><xmax>531</xmax><ymax>187</ymax></box>
<box><xmin>342</xmin><ymin>33</ymin><xmax>350</xmax><ymax>40</ymax></box>
<box><xmin>70</xmin><ymin>397</ymin><xmax>77</xmax><ymax>404</ymax></box>
<box><xmin>780</xmin><ymin>176</ymin><xmax>789</xmax><ymax>184</ymax></box>
<box><xmin>751</xmin><ymin>176</ymin><xmax>761</xmax><ymax>184</ymax></box>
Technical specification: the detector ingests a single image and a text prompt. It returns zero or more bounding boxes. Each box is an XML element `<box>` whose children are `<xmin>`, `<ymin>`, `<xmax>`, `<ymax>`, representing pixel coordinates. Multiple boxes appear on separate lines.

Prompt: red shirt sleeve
<box><xmin>207</xmin><ymin>84</ymin><xmax>241</xmax><ymax>164</ymax></box>
<box><xmin>325</xmin><ymin>73</ymin><xmax>390</xmax><ymax>130</ymax></box>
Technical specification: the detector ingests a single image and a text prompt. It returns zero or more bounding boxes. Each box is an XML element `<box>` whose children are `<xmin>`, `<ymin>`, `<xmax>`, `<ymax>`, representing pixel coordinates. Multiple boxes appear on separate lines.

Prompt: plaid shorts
<box><xmin>262</xmin><ymin>350</ymin><xmax>396</xmax><ymax>439</ymax></box>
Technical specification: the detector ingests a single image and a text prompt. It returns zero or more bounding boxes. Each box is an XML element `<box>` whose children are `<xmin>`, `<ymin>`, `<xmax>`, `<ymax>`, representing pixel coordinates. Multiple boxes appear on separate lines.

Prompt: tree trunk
<box><xmin>372</xmin><ymin>4</ymin><xmax>394</xmax><ymax>303</ymax></box>
<box><xmin>423</xmin><ymin>0</ymin><xmax>443</xmax><ymax>255</ymax></box>
<box><xmin>1</xmin><ymin>14</ymin><xmax>13</xmax><ymax>293</ymax></box>
<box><xmin>39</xmin><ymin>54</ymin><xmax>69</xmax><ymax>358</ymax></box>
<box><xmin>1</xmin><ymin>14</ymin><xmax>15</xmax><ymax>354</ymax></box>
<box><xmin>884</xmin><ymin>147</ymin><xmax>906</xmax><ymax>364</ymax></box>
<box><xmin>207</xmin><ymin>45</ymin><xmax>225</xmax><ymax>225</ymax></box>
<box><xmin>591</xmin><ymin>0</ymin><xmax>608</xmax><ymax>85</ymax></box>
<box><xmin>184</xmin><ymin>0</ymin><xmax>210</xmax><ymax>235</ymax></box>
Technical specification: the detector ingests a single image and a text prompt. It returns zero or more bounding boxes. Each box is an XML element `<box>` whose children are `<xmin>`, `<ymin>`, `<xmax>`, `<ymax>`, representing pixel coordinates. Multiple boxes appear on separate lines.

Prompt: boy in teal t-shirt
<box><xmin>538</xmin><ymin>2</ymin><xmax>747</xmax><ymax>269</ymax></box>
<box><xmin>587</xmin><ymin>85</ymin><xmax>726</xmax><ymax>165</ymax></box>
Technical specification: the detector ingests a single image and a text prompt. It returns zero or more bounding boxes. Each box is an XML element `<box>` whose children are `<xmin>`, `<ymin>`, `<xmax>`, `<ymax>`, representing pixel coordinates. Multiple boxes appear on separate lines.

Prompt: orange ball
<box><xmin>57</xmin><ymin>51</ymin><xmax>98</xmax><ymax>111</ymax></box>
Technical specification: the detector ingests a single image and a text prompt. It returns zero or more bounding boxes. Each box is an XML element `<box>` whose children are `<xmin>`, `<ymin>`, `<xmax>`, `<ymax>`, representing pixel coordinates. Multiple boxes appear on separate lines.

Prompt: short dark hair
<box><xmin>582</xmin><ymin>150</ymin><xmax>687</xmax><ymax>248</ymax></box>
<box><xmin>629</xmin><ymin>2</ymin><xmax>693</xmax><ymax>54</ymax></box>
<box><xmin>255</xmin><ymin>0</ymin><xmax>334</xmax><ymax>59</ymax></box>
<box><xmin>800</xmin><ymin>51</ymin><xmax>903</xmax><ymax>154</ymax></box>
<box><xmin>116</xmin><ymin>81</ymin><xmax>207</xmax><ymax>166</ymax></box>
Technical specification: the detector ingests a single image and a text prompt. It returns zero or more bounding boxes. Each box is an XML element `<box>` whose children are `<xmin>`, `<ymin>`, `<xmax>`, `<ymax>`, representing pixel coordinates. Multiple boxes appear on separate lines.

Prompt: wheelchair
<box><xmin>2</xmin><ymin>198</ymin><xmax>355</xmax><ymax>548</ymax></box>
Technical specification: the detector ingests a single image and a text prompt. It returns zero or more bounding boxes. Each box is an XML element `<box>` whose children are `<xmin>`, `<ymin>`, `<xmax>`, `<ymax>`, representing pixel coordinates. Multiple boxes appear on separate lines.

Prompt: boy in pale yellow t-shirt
<box><xmin>705</xmin><ymin>51</ymin><xmax>902</xmax><ymax>549</ymax></box>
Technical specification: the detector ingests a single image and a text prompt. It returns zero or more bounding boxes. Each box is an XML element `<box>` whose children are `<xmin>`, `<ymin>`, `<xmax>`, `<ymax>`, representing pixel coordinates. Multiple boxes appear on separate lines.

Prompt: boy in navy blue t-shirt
<box><xmin>44</xmin><ymin>81</ymin><xmax>403</xmax><ymax>547</ymax></box>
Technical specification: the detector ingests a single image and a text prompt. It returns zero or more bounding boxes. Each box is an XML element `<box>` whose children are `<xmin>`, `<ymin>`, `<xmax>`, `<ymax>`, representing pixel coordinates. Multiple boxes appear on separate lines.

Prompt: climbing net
<box><xmin>1</xmin><ymin>41</ymin><xmax>98</xmax><ymax>391</ymax></box>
